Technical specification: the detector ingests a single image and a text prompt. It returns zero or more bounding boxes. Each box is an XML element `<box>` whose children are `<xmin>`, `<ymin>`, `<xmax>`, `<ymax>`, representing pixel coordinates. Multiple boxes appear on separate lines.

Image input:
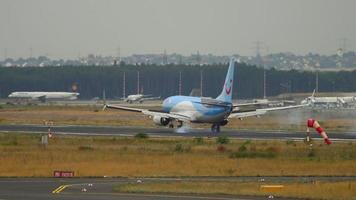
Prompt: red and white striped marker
<box><xmin>307</xmin><ymin>119</ymin><xmax>331</xmax><ymax>145</ymax></box>
<box><xmin>48</xmin><ymin>127</ymin><xmax>53</xmax><ymax>138</ymax></box>
<box><xmin>44</xmin><ymin>120</ymin><xmax>54</xmax><ymax>139</ymax></box>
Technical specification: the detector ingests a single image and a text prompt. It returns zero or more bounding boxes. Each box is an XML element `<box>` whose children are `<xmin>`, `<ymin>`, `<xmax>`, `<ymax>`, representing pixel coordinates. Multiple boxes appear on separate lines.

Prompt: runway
<box><xmin>0</xmin><ymin>124</ymin><xmax>355</xmax><ymax>141</ymax></box>
<box><xmin>0</xmin><ymin>177</ymin><xmax>270</xmax><ymax>200</ymax></box>
<box><xmin>1</xmin><ymin>177</ymin><xmax>355</xmax><ymax>200</ymax></box>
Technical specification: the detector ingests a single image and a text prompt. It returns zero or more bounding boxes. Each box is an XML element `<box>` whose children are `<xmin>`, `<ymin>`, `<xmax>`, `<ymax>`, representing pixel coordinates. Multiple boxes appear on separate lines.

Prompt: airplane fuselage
<box><xmin>302</xmin><ymin>96</ymin><xmax>356</xmax><ymax>106</ymax></box>
<box><xmin>125</xmin><ymin>94</ymin><xmax>160</xmax><ymax>103</ymax></box>
<box><xmin>162</xmin><ymin>96</ymin><xmax>232</xmax><ymax>123</ymax></box>
<box><xmin>8</xmin><ymin>92</ymin><xmax>79</xmax><ymax>100</ymax></box>
<box><xmin>126</xmin><ymin>94</ymin><xmax>144</xmax><ymax>102</ymax></box>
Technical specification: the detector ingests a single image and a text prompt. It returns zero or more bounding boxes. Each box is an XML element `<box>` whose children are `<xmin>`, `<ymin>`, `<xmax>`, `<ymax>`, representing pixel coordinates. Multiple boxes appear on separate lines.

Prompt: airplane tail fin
<box><xmin>216</xmin><ymin>57</ymin><xmax>236</xmax><ymax>103</ymax></box>
<box><xmin>311</xmin><ymin>89</ymin><xmax>316</xmax><ymax>98</ymax></box>
<box><xmin>303</xmin><ymin>89</ymin><xmax>316</xmax><ymax>105</ymax></box>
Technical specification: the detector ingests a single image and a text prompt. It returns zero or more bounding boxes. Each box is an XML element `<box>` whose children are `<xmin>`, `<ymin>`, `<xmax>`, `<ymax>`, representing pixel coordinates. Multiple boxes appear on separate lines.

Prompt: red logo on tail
<box><xmin>225</xmin><ymin>79</ymin><xmax>232</xmax><ymax>95</ymax></box>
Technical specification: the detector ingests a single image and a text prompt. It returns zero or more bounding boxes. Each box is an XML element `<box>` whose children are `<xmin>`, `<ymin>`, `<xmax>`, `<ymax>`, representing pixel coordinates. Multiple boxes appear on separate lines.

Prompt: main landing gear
<box><xmin>177</xmin><ymin>121</ymin><xmax>183</xmax><ymax>128</ymax></box>
<box><xmin>168</xmin><ymin>120</ymin><xmax>183</xmax><ymax>129</ymax></box>
<box><xmin>211</xmin><ymin>124</ymin><xmax>220</xmax><ymax>133</ymax></box>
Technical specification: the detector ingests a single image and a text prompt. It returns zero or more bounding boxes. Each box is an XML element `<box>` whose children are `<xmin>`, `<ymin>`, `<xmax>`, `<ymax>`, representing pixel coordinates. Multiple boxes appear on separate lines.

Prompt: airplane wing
<box><xmin>105</xmin><ymin>104</ymin><xmax>191</xmax><ymax>122</ymax></box>
<box><xmin>229</xmin><ymin>110</ymin><xmax>267</xmax><ymax>118</ymax></box>
<box><xmin>233</xmin><ymin>102</ymin><xmax>264</xmax><ymax>107</ymax></box>
<box><xmin>105</xmin><ymin>104</ymin><xmax>142</xmax><ymax>112</ymax></box>
<box><xmin>142</xmin><ymin>94</ymin><xmax>153</xmax><ymax>97</ymax></box>
<box><xmin>35</xmin><ymin>95</ymin><xmax>47</xmax><ymax>102</ymax></box>
<box><xmin>142</xmin><ymin>110</ymin><xmax>191</xmax><ymax>122</ymax></box>
<box><xmin>229</xmin><ymin>104</ymin><xmax>306</xmax><ymax>119</ymax></box>
<box><xmin>255</xmin><ymin>104</ymin><xmax>306</xmax><ymax>112</ymax></box>
<box><xmin>233</xmin><ymin>100</ymin><xmax>285</xmax><ymax>107</ymax></box>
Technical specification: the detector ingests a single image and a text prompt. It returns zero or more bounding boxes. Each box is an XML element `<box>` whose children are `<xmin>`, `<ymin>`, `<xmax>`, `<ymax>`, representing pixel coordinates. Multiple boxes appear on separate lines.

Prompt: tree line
<box><xmin>0</xmin><ymin>63</ymin><xmax>356</xmax><ymax>99</ymax></box>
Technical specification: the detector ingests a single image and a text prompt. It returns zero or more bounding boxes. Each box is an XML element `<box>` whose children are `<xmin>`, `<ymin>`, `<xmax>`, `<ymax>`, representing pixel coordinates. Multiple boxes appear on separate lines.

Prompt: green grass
<box><xmin>0</xmin><ymin>133</ymin><xmax>355</xmax><ymax>177</ymax></box>
<box><xmin>134</xmin><ymin>133</ymin><xmax>149</xmax><ymax>139</ymax></box>
<box><xmin>216</xmin><ymin>135</ymin><xmax>230</xmax><ymax>144</ymax></box>
<box><xmin>114</xmin><ymin>181</ymin><xmax>356</xmax><ymax>200</ymax></box>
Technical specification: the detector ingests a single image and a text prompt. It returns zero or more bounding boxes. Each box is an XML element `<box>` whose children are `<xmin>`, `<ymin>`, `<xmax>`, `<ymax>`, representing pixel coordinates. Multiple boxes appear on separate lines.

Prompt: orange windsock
<box><xmin>307</xmin><ymin>119</ymin><xmax>331</xmax><ymax>145</ymax></box>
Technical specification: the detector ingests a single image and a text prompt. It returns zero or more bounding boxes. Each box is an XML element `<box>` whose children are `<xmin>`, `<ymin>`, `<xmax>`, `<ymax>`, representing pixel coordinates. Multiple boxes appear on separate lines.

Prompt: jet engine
<box><xmin>153</xmin><ymin>116</ymin><xmax>170</xmax><ymax>126</ymax></box>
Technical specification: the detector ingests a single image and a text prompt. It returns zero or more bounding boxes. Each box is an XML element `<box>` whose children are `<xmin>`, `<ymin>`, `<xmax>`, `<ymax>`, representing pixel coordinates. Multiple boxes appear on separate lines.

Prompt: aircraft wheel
<box><xmin>211</xmin><ymin>124</ymin><xmax>220</xmax><ymax>133</ymax></box>
<box><xmin>177</xmin><ymin>121</ymin><xmax>183</xmax><ymax>128</ymax></box>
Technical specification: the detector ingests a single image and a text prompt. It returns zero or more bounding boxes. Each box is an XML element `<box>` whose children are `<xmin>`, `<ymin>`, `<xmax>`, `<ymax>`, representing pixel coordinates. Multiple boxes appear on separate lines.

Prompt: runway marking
<box><xmin>52</xmin><ymin>184</ymin><xmax>70</xmax><ymax>194</ymax></box>
<box><xmin>76</xmin><ymin>192</ymin><xmax>250</xmax><ymax>200</ymax></box>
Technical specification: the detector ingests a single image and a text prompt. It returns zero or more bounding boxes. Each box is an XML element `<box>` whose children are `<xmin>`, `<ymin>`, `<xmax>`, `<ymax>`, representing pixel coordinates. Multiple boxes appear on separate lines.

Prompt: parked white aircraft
<box><xmin>105</xmin><ymin>58</ymin><xmax>305</xmax><ymax>133</ymax></box>
<box><xmin>301</xmin><ymin>90</ymin><xmax>356</xmax><ymax>108</ymax></box>
<box><xmin>123</xmin><ymin>94</ymin><xmax>160</xmax><ymax>104</ymax></box>
<box><xmin>8</xmin><ymin>91</ymin><xmax>79</xmax><ymax>102</ymax></box>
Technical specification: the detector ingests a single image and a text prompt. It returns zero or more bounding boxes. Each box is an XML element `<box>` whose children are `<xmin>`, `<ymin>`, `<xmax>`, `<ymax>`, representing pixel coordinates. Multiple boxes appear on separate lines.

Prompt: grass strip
<box><xmin>114</xmin><ymin>181</ymin><xmax>356</xmax><ymax>200</ymax></box>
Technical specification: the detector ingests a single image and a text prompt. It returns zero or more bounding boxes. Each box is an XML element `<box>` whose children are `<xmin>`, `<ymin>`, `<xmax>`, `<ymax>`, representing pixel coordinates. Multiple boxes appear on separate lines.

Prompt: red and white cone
<box><xmin>307</xmin><ymin>119</ymin><xmax>331</xmax><ymax>145</ymax></box>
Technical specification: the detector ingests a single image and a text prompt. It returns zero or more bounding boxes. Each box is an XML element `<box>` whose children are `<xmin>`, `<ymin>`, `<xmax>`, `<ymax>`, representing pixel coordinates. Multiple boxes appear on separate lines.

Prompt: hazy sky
<box><xmin>1</xmin><ymin>0</ymin><xmax>355</xmax><ymax>59</ymax></box>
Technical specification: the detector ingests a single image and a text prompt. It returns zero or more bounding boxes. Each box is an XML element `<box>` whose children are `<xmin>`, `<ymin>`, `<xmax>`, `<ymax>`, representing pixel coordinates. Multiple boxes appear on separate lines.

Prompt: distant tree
<box><xmin>0</xmin><ymin>64</ymin><xmax>355</xmax><ymax>99</ymax></box>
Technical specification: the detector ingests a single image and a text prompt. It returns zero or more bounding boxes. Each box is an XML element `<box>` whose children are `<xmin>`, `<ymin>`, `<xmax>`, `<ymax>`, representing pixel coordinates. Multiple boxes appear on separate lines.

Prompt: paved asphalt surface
<box><xmin>1</xmin><ymin>177</ymin><xmax>356</xmax><ymax>200</ymax></box>
<box><xmin>0</xmin><ymin>177</ymin><xmax>272</xmax><ymax>200</ymax></box>
<box><xmin>0</xmin><ymin>124</ymin><xmax>356</xmax><ymax>141</ymax></box>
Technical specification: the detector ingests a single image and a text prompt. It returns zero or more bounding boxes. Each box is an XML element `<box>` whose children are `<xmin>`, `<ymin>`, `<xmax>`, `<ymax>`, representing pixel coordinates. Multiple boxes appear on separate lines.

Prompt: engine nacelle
<box><xmin>153</xmin><ymin>116</ymin><xmax>170</xmax><ymax>126</ymax></box>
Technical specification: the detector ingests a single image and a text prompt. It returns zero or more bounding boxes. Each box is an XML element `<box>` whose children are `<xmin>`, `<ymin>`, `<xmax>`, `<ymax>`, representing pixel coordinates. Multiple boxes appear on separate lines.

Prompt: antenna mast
<box><xmin>179</xmin><ymin>71</ymin><xmax>182</xmax><ymax>95</ymax></box>
<box><xmin>123</xmin><ymin>72</ymin><xmax>126</xmax><ymax>98</ymax></box>
<box><xmin>137</xmin><ymin>71</ymin><xmax>140</xmax><ymax>94</ymax></box>
<box><xmin>200</xmin><ymin>70</ymin><xmax>203</xmax><ymax>96</ymax></box>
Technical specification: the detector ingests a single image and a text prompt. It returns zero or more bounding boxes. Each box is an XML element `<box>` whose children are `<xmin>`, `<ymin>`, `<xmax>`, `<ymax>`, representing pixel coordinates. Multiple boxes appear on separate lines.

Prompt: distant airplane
<box><xmin>8</xmin><ymin>91</ymin><xmax>79</xmax><ymax>102</ymax></box>
<box><xmin>105</xmin><ymin>58</ymin><xmax>304</xmax><ymax>133</ymax></box>
<box><xmin>301</xmin><ymin>90</ymin><xmax>356</xmax><ymax>108</ymax></box>
<box><xmin>123</xmin><ymin>94</ymin><xmax>160</xmax><ymax>104</ymax></box>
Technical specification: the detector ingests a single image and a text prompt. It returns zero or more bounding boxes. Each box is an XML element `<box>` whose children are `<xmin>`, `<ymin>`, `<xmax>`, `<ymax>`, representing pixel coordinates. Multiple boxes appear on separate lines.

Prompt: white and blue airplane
<box><xmin>105</xmin><ymin>58</ymin><xmax>304</xmax><ymax>133</ymax></box>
